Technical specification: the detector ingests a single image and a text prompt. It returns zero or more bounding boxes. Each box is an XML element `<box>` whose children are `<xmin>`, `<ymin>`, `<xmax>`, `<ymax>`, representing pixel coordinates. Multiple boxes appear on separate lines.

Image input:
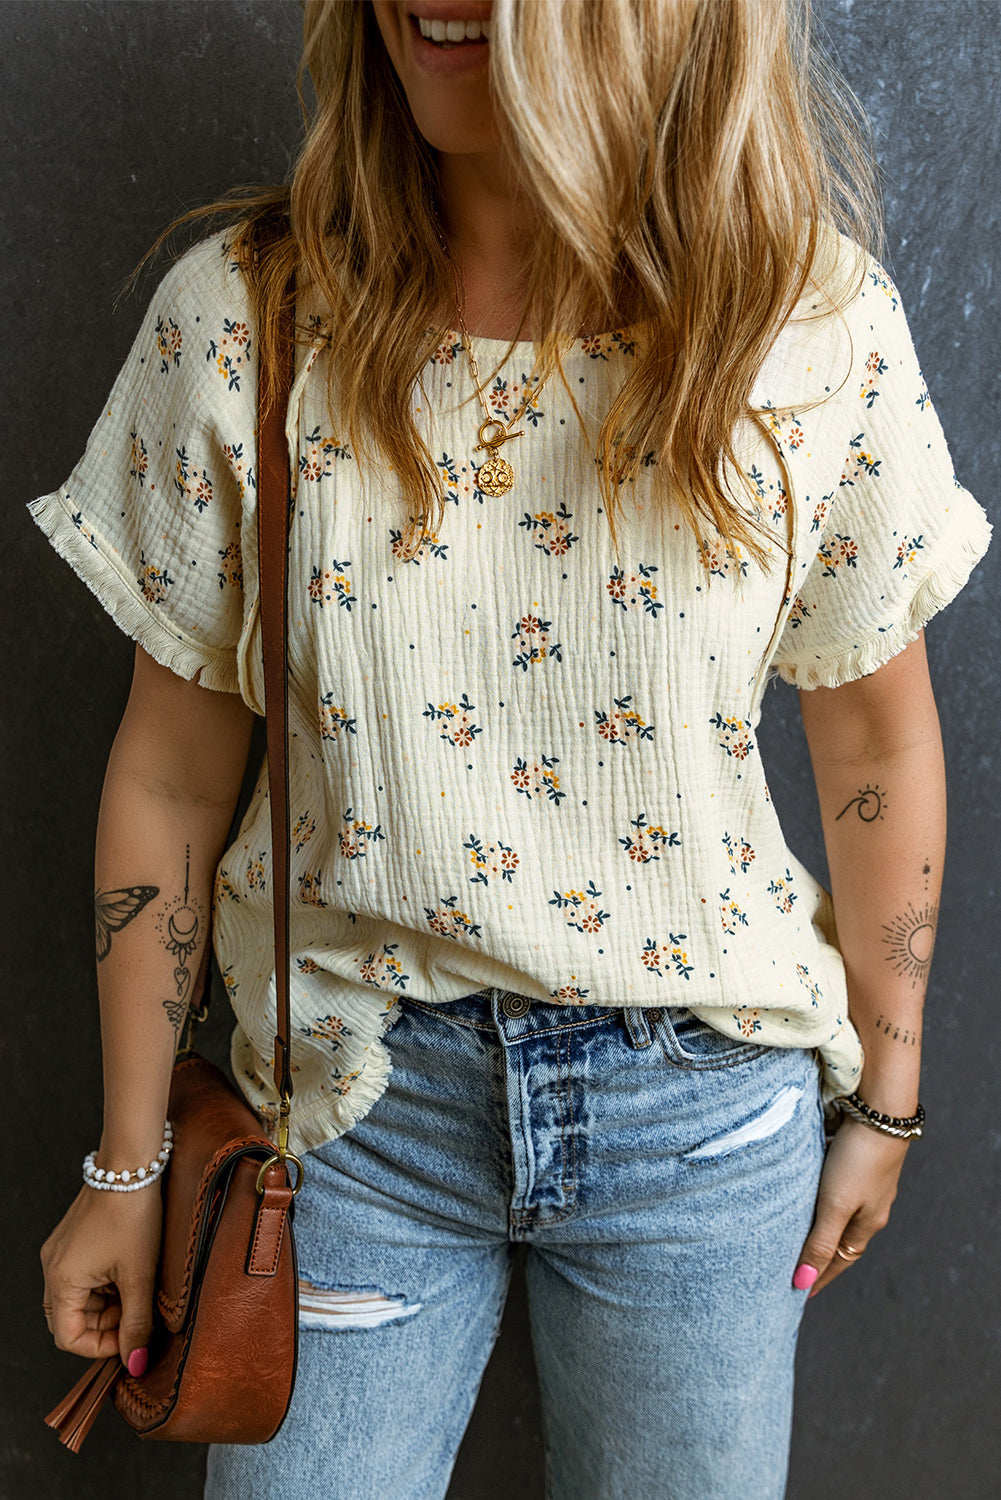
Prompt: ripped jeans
<box><xmin>205</xmin><ymin>988</ymin><xmax>827</xmax><ymax>1500</ymax></box>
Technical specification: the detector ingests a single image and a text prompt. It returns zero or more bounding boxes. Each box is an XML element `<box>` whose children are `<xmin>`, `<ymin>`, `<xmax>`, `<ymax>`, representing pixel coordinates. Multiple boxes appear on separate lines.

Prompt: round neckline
<box><xmin>438</xmin><ymin>321</ymin><xmax>652</xmax><ymax>354</ymax></box>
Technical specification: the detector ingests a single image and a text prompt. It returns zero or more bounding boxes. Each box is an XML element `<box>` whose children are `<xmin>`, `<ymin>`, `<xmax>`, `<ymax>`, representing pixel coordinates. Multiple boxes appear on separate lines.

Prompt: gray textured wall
<box><xmin>3</xmin><ymin>2</ymin><xmax>998</xmax><ymax>1496</ymax></box>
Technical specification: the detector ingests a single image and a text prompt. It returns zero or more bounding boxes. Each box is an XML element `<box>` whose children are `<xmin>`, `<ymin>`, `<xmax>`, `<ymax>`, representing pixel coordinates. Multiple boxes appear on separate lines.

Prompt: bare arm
<box><xmin>794</xmin><ymin>630</ymin><xmax>945</xmax><ymax>1293</ymax></box>
<box><xmin>41</xmin><ymin>643</ymin><xmax>255</xmax><ymax>1365</ymax></box>
<box><xmin>94</xmin><ymin>644</ymin><xmax>255</xmax><ymax>1167</ymax></box>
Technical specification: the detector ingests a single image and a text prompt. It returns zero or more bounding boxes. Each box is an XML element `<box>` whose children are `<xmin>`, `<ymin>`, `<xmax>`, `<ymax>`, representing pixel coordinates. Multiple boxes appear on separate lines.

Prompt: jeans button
<box><xmin>501</xmin><ymin>993</ymin><xmax>531</xmax><ymax>1018</ymax></box>
<box><xmin>645</xmin><ymin>1007</ymin><xmax>663</xmax><ymax>1022</ymax></box>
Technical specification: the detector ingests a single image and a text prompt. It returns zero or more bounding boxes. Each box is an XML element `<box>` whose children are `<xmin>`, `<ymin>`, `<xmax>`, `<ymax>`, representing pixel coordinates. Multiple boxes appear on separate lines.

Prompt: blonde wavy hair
<box><xmin>149</xmin><ymin>0</ymin><xmax>884</xmax><ymax>566</ymax></box>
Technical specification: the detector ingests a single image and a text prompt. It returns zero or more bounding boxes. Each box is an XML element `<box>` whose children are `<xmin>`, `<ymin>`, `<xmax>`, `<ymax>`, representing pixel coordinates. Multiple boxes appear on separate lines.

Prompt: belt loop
<box><xmin>622</xmin><ymin>1007</ymin><xmax>654</xmax><ymax>1049</ymax></box>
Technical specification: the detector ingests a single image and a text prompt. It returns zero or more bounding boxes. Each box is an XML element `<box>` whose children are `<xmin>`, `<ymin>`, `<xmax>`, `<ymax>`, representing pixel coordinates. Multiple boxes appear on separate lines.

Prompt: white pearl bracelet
<box><xmin>83</xmin><ymin>1121</ymin><xmax>174</xmax><ymax>1193</ymax></box>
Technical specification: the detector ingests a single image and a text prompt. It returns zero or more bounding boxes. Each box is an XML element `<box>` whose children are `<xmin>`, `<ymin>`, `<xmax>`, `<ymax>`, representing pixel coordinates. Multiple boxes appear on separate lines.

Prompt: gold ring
<box><xmin>834</xmin><ymin>1241</ymin><xmax>864</xmax><ymax>1261</ymax></box>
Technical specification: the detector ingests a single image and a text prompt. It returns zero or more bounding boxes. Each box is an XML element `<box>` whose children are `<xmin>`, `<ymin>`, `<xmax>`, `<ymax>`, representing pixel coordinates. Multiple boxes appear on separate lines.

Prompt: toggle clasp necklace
<box><xmin>472</xmin><ymin>417</ymin><xmax>524</xmax><ymax>497</ymax></box>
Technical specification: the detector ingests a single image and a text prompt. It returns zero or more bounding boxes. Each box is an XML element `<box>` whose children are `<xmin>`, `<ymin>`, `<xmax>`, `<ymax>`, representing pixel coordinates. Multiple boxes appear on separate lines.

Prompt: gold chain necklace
<box><xmin>454</xmin><ymin>310</ymin><xmax>542</xmax><ymax>496</ymax></box>
<box><xmin>437</xmin><ymin>227</ymin><xmax>571</xmax><ymax>497</ymax></box>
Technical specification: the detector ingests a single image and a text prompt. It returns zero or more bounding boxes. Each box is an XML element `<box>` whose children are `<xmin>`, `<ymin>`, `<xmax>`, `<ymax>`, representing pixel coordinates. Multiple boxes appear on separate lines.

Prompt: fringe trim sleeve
<box><xmin>772</xmin><ymin>491</ymin><xmax>992</xmax><ymax>691</ymax></box>
<box><xmin>27</xmin><ymin>487</ymin><xmax>242</xmax><ymax>695</ymax></box>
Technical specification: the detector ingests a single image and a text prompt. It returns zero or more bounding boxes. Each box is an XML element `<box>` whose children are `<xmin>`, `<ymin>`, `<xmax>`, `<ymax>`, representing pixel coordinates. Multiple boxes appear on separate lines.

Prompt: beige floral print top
<box><xmin>27</xmin><ymin>230</ymin><xmax>991</xmax><ymax>1154</ymax></box>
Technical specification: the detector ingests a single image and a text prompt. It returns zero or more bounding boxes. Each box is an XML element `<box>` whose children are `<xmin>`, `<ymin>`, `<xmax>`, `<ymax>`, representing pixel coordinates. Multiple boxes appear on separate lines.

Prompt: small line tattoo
<box><xmin>155</xmin><ymin>846</ymin><xmax>204</xmax><ymax>1026</ymax></box>
<box><xmin>835</xmin><ymin>784</ymin><xmax>887</xmax><ymax>824</ymax></box>
<box><xmin>882</xmin><ymin>901</ymin><xmax>938</xmax><ymax>989</ymax></box>
<box><xmin>94</xmin><ymin>885</ymin><xmax>159</xmax><ymax>961</ymax></box>
<box><xmin>874</xmin><ymin>1013</ymin><xmax>922</xmax><ymax>1047</ymax></box>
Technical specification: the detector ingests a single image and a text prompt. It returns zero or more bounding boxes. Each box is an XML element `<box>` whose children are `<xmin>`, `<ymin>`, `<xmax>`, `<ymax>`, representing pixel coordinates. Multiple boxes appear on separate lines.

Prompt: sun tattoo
<box><xmin>881</xmin><ymin>901</ymin><xmax>938</xmax><ymax>988</ymax></box>
<box><xmin>155</xmin><ymin>846</ymin><xmax>205</xmax><ymax>1029</ymax></box>
<box><xmin>835</xmin><ymin>784</ymin><xmax>887</xmax><ymax>823</ymax></box>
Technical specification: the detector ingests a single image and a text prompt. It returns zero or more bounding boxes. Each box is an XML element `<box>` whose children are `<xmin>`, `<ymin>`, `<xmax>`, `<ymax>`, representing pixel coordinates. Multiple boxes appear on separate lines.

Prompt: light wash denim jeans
<box><xmin>205</xmin><ymin>987</ymin><xmax>826</xmax><ymax>1500</ymax></box>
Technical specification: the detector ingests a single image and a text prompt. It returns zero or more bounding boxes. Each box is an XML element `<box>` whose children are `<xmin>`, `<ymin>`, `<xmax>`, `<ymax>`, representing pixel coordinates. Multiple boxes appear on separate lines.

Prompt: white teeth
<box><xmin>417</xmin><ymin>16</ymin><xmax>491</xmax><ymax>43</ymax></box>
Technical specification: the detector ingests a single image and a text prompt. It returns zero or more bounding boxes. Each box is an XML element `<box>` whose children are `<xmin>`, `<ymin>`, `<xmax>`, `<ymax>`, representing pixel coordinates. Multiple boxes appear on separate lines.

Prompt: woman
<box><xmin>34</xmin><ymin>1</ymin><xmax>991</xmax><ymax>1496</ymax></box>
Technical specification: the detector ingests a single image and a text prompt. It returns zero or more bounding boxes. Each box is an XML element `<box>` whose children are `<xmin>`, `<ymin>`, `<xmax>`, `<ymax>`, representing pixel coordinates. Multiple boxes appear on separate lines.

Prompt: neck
<box><xmin>434</xmin><ymin>151</ymin><xmax>640</xmax><ymax>341</ymax></box>
<box><xmin>435</xmin><ymin>150</ymin><xmax>535</xmax><ymax>336</ymax></box>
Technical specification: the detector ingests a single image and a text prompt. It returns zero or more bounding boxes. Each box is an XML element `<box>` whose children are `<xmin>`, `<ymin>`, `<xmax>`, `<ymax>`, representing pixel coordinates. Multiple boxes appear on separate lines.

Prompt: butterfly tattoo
<box><xmin>94</xmin><ymin>885</ymin><xmax>160</xmax><ymax>961</ymax></box>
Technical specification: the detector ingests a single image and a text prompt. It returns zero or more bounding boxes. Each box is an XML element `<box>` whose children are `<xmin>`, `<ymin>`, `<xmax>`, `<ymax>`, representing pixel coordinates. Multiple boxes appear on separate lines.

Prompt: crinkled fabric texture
<box><xmin>28</xmin><ymin>229</ymin><xmax>991</xmax><ymax>1153</ymax></box>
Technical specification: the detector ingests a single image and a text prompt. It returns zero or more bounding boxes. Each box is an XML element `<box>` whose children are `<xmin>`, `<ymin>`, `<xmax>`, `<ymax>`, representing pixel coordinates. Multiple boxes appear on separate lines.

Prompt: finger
<box><xmin>793</xmin><ymin>1198</ymin><xmax>869</xmax><ymax>1296</ymax></box>
<box><xmin>49</xmin><ymin>1283</ymin><xmax>127</xmax><ymax>1362</ymax></box>
<box><xmin>117</xmin><ymin>1268</ymin><xmax>155</xmax><ymax>1372</ymax></box>
<box><xmin>809</xmin><ymin>1208</ymin><xmax>884</xmax><ymax>1297</ymax></box>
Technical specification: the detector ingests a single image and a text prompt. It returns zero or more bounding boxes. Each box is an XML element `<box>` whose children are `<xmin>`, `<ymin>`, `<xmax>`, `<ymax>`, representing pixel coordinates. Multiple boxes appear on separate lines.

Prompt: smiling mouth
<box><xmin>408</xmin><ymin>11</ymin><xmax>492</xmax><ymax>48</ymax></box>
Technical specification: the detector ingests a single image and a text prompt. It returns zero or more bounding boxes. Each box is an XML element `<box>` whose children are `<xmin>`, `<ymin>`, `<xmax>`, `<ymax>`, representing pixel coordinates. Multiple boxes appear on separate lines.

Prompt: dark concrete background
<box><xmin>3</xmin><ymin>2</ymin><xmax>997</xmax><ymax>1495</ymax></box>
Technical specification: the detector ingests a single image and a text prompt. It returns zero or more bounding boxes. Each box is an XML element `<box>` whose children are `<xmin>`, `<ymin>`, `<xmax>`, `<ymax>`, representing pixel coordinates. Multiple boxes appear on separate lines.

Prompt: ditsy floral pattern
<box><xmin>309</xmin><ymin>560</ymin><xmax>356</xmax><ymax>609</ymax></box>
<box><xmin>619</xmin><ymin>814</ymin><xmax>680</xmax><ymax>863</ymax></box>
<box><xmin>208</xmin><ymin>318</ymin><xmax>251</xmax><ymax>391</ymax></box>
<box><xmin>711</xmin><ymin>712</ymin><xmax>755</xmax><ymax>761</ymax></box>
<box><xmin>720</xmin><ymin>890</ymin><xmax>749</xmax><ymax>935</ymax></box>
<box><xmin>300</xmin><ymin>429</ymin><xmax>349</xmax><ymax>482</ymax></box>
<box><xmin>137</xmin><ymin>551</ymin><xmax>173</xmax><ymax>605</ymax></box>
<box><xmin>550</xmin><ymin>881</ymin><xmax>610</xmax><ymax>934</ymax></box>
<box><xmin>423</xmin><ymin>693</ymin><xmax>482</xmax><ymax>747</ymax></box>
<box><xmin>29</xmin><ymin>230</ymin><xmax>991</xmax><ymax>1149</ymax></box>
<box><xmin>156</xmin><ymin>314</ymin><xmax>182</xmax><ymax>372</ymax></box>
<box><xmin>464</xmin><ymin>834</ymin><xmax>519</xmax><ymax>885</ymax></box>
<box><xmin>722</xmin><ymin>833</ymin><xmax>756</xmax><ymax>875</ymax></box>
<box><xmin>129</xmin><ymin>431</ymin><xmax>148</xmax><ymax>485</ymax></box>
<box><xmin>339</xmin><ymin>811</ymin><xmax>385</xmax><ymax>860</ymax></box>
<box><xmin>818</xmin><ymin>533</ymin><xmax>859</xmax><ymax>577</ymax></box>
<box><xmin>520</xmin><ymin>503</ymin><xmax>579</xmax><ymax>555</ymax></box>
<box><xmin>860</xmin><ymin>350</ymin><xmax>888</xmax><ymax>407</ymax></box>
<box><xmin>319</xmin><ymin>694</ymin><xmax>357</xmax><ymax>741</ymax></box>
<box><xmin>894</xmin><ymin>534</ymin><xmax>925</xmax><ymax>569</ymax></box>
<box><xmin>700</xmin><ymin>539</ymin><xmax>748</xmax><ymax>579</ymax></box>
<box><xmin>768</xmin><ymin>870</ymin><xmax>797</xmax><ymax>915</ymax></box>
<box><xmin>358</xmin><ymin>943</ymin><xmax>410</xmax><ymax>991</ymax></box>
<box><xmin>175</xmin><ymin>447</ymin><xmax>214</xmax><ymax>513</ymax></box>
<box><xmin>641</xmin><ymin>936</ymin><xmax>694</xmax><ymax>980</ymax></box>
<box><xmin>217</xmin><ymin>540</ymin><xmax>242</xmax><ymax>590</ymax></box>
<box><xmin>606</xmin><ymin>562</ymin><xmax>664</xmax><ymax>615</ymax></box>
<box><xmin>425</xmin><ymin>896</ymin><xmax>482</xmax><ymax>940</ymax></box>
<box><xmin>595</xmin><ymin>697</ymin><xmax>655</xmax><ymax>745</ymax></box>
<box><xmin>512</xmin><ymin>610</ymin><xmax>562</xmax><ymax>670</ymax></box>
<box><xmin>510</xmin><ymin>755</ymin><xmax>566</xmax><ymax>804</ymax></box>
<box><xmin>840</xmin><ymin>433</ymin><xmax>882</xmax><ymax>486</ymax></box>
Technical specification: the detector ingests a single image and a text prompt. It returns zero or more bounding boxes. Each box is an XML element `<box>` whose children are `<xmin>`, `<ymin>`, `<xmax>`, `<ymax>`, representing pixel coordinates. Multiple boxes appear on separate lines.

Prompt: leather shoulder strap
<box><xmin>254</xmin><ymin>221</ymin><xmax>296</xmax><ymax>1106</ymax></box>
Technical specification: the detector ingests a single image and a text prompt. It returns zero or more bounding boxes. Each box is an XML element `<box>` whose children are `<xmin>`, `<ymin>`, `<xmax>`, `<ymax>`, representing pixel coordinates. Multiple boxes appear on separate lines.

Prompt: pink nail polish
<box><xmin>793</xmin><ymin>1263</ymin><xmax>819</xmax><ymax>1291</ymax></box>
<box><xmin>127</xmin><ymin>1347</ymin><xmax>149</xmax><ymax>1377</ymax></box>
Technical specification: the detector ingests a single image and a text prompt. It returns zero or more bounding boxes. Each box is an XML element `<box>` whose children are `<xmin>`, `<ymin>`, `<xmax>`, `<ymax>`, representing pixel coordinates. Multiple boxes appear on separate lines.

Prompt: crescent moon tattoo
<box><xmin>156</xmin><ymin>846</ymin><xmax>205</xmax><ymax>1024</ymax></box>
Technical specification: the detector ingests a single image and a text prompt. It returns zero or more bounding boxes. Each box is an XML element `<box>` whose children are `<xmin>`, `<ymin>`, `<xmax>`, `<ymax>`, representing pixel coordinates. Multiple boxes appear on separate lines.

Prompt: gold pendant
<box><xmin>474</xmin><ymin>419</ymin><xmax>523</xmax><ymax>497</ymax></box>
<box><xmin>476</xmin><ymin>448</ymin><xmax>515</xmax><ymax>496</ymax></box>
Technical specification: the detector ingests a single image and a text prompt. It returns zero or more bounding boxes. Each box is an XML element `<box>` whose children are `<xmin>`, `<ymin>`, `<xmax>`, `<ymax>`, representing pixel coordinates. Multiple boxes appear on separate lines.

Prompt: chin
<box><xmin>376</xmin><ymin>2</ymin><xmax>501</xmax><ymax>155</ymax></box>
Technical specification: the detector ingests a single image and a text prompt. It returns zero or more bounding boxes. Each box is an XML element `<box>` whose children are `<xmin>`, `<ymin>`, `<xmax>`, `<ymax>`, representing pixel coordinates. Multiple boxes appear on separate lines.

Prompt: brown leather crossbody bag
<box><xmin>45</xmin><ymin>224</ymin><xmax>302</xmax><ymax>1451</ymax></box>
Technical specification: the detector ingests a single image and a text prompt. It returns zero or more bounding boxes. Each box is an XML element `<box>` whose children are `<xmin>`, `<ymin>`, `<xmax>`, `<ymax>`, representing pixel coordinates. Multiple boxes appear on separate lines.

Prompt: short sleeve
<box><xmin>26</xmin><ymin>231</ymin><xmax>257</xmax><ymax>693</ymax></box>
<box><xmin>770</xmin><ymin>257</ymin><xmax>992</xmax><ymax>690</ymax></box>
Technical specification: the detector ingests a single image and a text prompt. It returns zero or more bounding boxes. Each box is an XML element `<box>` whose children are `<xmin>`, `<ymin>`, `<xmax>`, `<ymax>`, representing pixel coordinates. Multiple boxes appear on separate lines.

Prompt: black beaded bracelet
<box><xmin>834</xmin><ymin>1090</ymin><xmax>925</xmax><ymax>1139</ymax></box>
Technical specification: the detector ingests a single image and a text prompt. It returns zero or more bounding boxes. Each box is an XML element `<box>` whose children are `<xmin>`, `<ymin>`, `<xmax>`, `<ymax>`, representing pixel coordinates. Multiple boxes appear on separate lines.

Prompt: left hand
<box><xmin>795</xmin><ymin>1114</ymin><xmax>911</xmax><ymax>1296</ymax></box>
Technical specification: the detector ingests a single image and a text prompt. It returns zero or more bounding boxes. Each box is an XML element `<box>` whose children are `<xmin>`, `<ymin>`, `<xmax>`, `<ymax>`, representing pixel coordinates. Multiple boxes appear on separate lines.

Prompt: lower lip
<box><xmin>408</xmin><ymin>15</ymin><xmax>490</xmax><ymax>74</ymax></box>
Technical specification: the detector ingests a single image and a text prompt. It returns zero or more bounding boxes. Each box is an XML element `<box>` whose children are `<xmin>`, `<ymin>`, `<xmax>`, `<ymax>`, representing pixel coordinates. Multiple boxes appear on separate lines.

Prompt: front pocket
<box><xmin>653</xmin><ymin>1008</ymin><xmax>772</xmax><ymax>1069</ymax></box>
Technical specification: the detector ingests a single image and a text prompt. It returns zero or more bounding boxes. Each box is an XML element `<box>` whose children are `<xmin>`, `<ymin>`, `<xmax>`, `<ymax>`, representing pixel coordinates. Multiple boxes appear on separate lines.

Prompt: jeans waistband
<box><xmin>401</xmin><ymin>985</ymin><xmax>664</xmax><ymax>1049</ymax></box>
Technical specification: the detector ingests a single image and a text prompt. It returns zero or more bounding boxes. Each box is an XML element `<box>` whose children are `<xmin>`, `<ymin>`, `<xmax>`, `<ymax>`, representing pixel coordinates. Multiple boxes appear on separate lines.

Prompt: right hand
<box><xmin>40</xmin><ymin>1181</ymin><xmax>163</xmax><ymax>1369</ymax></box>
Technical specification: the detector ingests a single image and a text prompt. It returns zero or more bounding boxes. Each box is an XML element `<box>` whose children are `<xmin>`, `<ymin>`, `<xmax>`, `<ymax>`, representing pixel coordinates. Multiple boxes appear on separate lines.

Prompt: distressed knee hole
<box><xmin>684</xmin><ymin>1083</ymin><xmax>805</xmax><ymax>1161</ymax></box>
<box><xmin>298</xmin><ymin>1278</ymin><xmax>423</xmax><ymax>1330</ymax></box>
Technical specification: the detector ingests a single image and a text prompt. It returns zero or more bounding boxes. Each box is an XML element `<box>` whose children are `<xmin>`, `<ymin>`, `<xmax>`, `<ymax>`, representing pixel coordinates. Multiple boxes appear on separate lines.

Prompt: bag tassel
<box><xmin>44</xmin><ymin>1355</ymin><xmax>122</xmax><ymax>1452</ymax></box>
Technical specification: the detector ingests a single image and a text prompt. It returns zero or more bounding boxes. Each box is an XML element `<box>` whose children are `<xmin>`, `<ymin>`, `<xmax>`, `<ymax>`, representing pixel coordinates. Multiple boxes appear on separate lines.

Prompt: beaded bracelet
<box><xmin>834</xmin><ymin>1091</ymin><xmax>925</xmax><ymax>1140</ymax></box>
<box><xmin>82</xmin><ymin>1121</ymin><xmax>174</xmax><ymax>1192</ymax></box>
